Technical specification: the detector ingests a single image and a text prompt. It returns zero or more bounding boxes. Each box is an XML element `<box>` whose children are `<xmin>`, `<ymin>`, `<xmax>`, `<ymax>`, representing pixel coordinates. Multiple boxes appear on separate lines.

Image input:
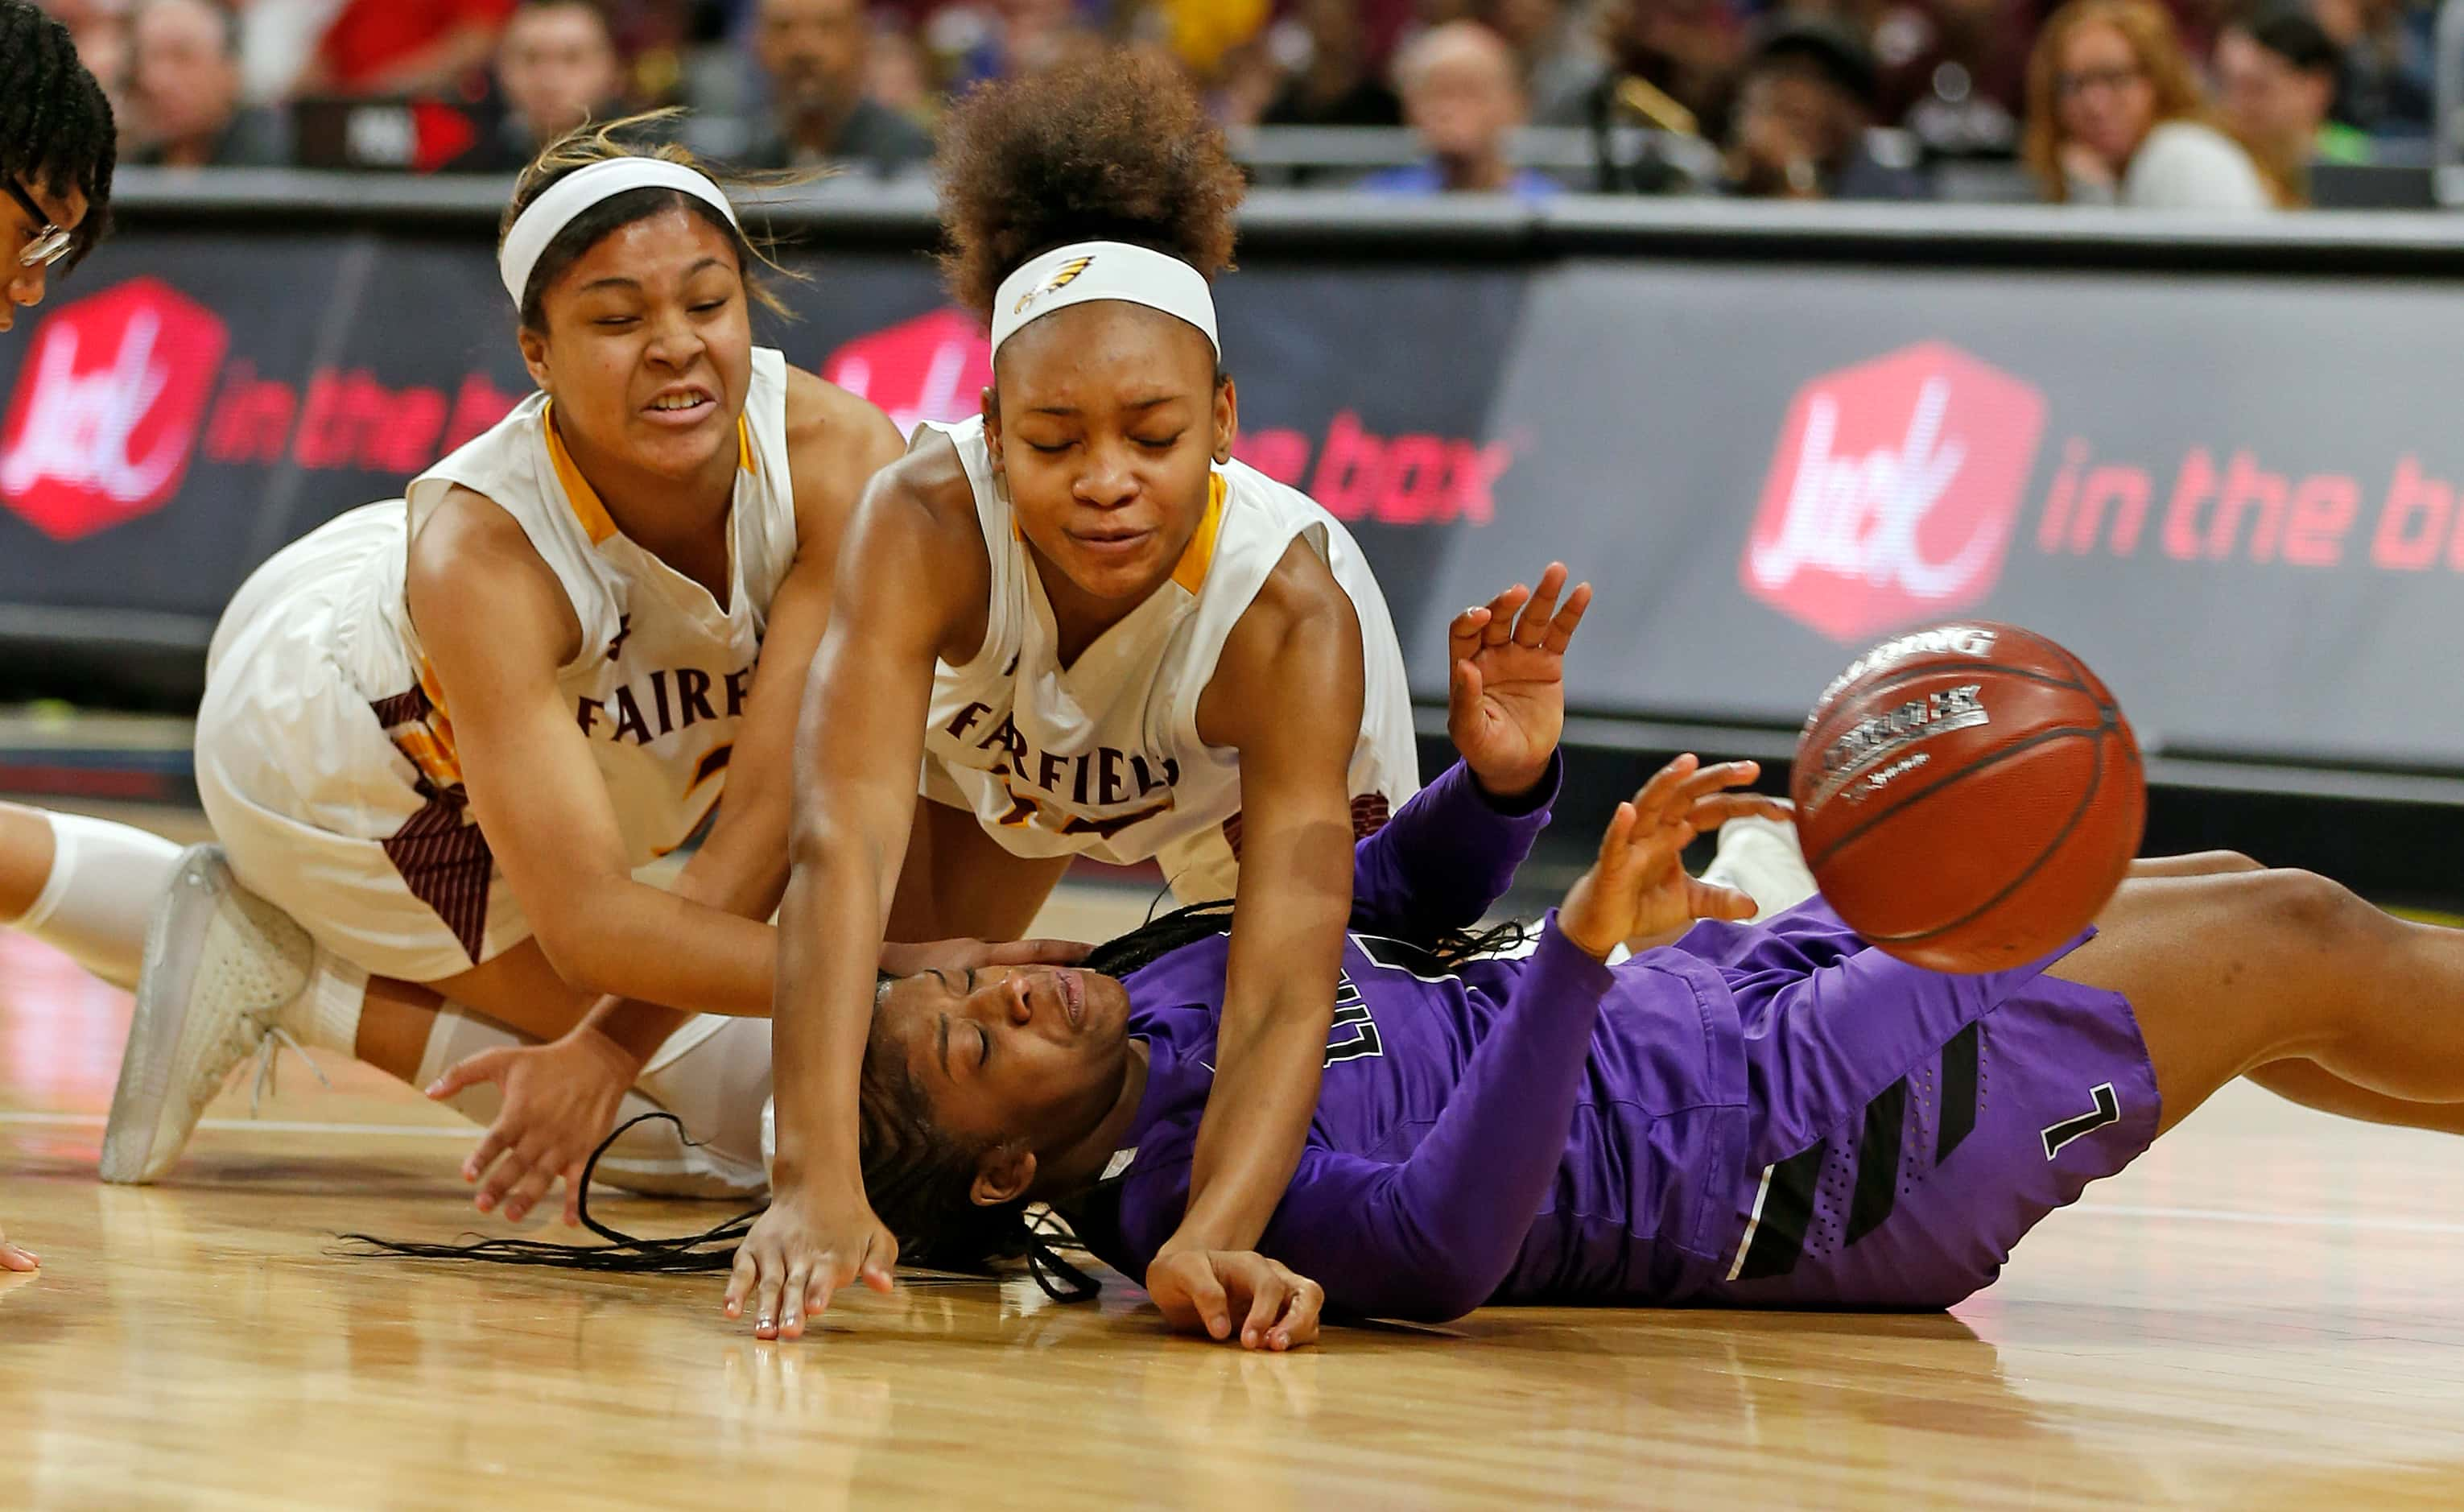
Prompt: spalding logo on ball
<box><xmin>1792</xmin><ymin>622</ymin><xmax>2145</xmax><ymax>973</ymax></box>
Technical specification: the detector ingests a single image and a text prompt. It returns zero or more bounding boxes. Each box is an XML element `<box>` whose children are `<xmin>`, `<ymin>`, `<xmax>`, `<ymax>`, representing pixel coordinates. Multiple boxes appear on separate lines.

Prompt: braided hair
<box><xmin>2</xmin><ymin>0</ymin><xmax>116</xmax><ymax>272</ymax></box>
<box><xmin>348</xmin><ymin>903</ymin><xmax>1531</xmax><ymax>1301</ymax></box>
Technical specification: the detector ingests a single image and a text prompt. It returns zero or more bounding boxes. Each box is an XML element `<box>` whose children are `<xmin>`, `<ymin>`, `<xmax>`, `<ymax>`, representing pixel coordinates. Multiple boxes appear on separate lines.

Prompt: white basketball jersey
<box><xmin>331</xmin><ymin>346</ymin><xmax>801</xmax><ymax>868</ymax></box>
<box><xmin>917</xmin><ymin>415</ymin><xmax>1418</xmax><ymax>901</ymax></box>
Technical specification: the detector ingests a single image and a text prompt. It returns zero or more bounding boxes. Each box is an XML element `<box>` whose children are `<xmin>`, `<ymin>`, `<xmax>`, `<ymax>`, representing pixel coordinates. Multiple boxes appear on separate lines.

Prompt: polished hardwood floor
<box><xmin>5</xmin><ymin>814</ymin><xmax>2464</xmax><ymax>1506</ymax></box>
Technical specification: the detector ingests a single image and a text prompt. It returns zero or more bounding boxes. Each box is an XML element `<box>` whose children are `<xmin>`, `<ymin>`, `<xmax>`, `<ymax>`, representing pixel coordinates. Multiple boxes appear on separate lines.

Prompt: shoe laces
<box><xmin>247</xmin><ymin>1024</ymin><xmax>332</xmax><ymax>1117</ymax></box>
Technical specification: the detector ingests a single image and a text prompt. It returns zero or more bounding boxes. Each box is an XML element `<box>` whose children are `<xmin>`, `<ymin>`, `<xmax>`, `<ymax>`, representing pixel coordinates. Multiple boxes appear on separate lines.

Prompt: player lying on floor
<box><xmin>827</xmin><ymin>720</ymin><xmax>2464</xmax><ymax>1349</ymax></box>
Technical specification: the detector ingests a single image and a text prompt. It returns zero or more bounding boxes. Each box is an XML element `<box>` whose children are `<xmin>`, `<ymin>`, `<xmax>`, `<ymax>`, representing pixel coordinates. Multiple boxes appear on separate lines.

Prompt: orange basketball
<box><xmin>1791</xmin><ymin>622</ymin><xmax>2145</xmax><ymax>973</ymax></box>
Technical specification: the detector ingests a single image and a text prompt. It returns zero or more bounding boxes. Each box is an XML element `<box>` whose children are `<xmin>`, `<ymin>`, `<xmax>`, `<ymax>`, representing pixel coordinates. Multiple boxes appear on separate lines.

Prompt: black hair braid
<box><xmin>341</xmin><ymin>1111</ymin><xmax>1103</xmax><ymax>1303</ymax></box>
<box><xmin>345</xmin><ymin>901</ymin><xmax>1532</xmax><ymax>1296</ymax></box>
<box><xmin>1</xmin><ymin>0</ymin><xmax>117</xmax><ymax>271</ymax></box>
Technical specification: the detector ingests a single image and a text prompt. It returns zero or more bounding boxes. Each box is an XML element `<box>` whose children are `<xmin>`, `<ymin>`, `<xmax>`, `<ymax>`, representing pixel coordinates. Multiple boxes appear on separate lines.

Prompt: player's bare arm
<box><xmin>427</xmin><ymin>374</ymin><xmax>907</xmax><ymax>1221</ymax></box>
<box><xmin>404</xmin><ymin>485</ymin><xmax>775</xmax><ymax>1015</ymax></box>
<box><xmin>726</xmin><ymin>430</ymin><xmax>992</xmax><ymax>1339</ymax></box>
<box><xmin>576</xmin><ymin>370</ymin><xmax>905</xmax><ymax>1065</ymax></box>
<box><xmin>1144</xmin><ymin>539</ymin><xmax>1364</xmax><ymax>1341</ymax></box>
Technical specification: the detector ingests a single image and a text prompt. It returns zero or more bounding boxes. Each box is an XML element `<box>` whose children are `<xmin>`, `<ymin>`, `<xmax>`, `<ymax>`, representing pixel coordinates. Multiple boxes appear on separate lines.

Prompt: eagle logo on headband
<box><xmin>1013</xmin><ymin>255</ymin><xmax>1096</xmax><ymax>316</ymax></box>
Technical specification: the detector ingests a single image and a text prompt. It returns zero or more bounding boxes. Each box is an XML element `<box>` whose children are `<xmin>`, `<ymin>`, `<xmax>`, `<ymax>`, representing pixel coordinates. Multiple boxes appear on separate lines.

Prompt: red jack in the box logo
<box><xmin>0</xmin><ymin>279</ymin><xmax>229</xmax><ymax>541</ymax></box>
<box><xmin>821</xmin><ymin>308</ymin><xmax>991</xmax><ymax>434</ymax></box>
<box><xmin>1742</xmin><ymin>341</ymin><xmax>2045</xmax><ymax>642</ymax></box>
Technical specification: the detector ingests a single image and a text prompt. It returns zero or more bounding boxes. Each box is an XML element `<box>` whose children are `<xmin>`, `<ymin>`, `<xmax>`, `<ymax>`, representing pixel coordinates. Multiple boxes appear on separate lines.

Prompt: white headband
<box><xmin>498</xmin><ymin>158</ymin><xmax>743</xmax><ymax>307</ymax></box>
<box><xmin>988</xmin><ymin>242</ymin><xmax>1219</xmax><ymax>361</ymax></box>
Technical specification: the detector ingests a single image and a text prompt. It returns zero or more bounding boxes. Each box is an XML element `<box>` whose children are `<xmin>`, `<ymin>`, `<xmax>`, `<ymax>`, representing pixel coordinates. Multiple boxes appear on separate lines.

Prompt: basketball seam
<box><xmin>1853</xmin><ymin>726</ymin><xmax>2118</xmax><ymax>946</ymax></box>
<box><xmin>1804</xmin><ymin>711</ymin><xmax>2113</xmax><ymax>870</ymax></box>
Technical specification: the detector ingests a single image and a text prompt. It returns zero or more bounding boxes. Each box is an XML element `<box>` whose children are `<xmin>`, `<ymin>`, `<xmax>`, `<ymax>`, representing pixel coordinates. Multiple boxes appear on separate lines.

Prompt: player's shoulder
<box><xmin>782</xmin><ymin>366</ymin><xmax>906</xmax><ymax>487</ymax></box>
<box><xmin>1224</xmin><ymin>533</ymin><xmax>1355</xmax><ymax>668</ymax></box>
<box><xmin>402</xmin><ymin>485</ymin><xmax>577</xmax><ymax>649</ymax></box>
<box><xmin>859</xmin><ymin>421</ymin><xmax>981</xmax><ymax>535</ymax></box>
<box><xmin>408</xmin><ymin>483</ymin><xmax>547</xmax><ymax>577</ymax></box>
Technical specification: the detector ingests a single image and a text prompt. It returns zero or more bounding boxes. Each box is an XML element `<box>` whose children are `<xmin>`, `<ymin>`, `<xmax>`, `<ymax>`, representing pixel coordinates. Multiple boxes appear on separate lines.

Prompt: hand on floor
<box><xmin>1147</xmin><ymin>1249</ymin><xmax>1323</xmax><ymax>1351</ymax></box>
<box><xmin>0</xmin><ymin>1220</ymin><xmax>35</xmax><ymax>1271</ymax></box>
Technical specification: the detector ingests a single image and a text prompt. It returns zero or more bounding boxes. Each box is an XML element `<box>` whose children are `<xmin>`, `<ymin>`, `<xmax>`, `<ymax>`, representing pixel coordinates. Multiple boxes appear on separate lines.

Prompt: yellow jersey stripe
<box><xmin>541</xmin><ymin>404</ymin><xmax>759</xmax><ymax>547</ymax></box>
<box><xmin>1170</xmin><ymin>473</ymin><xmax>1228</xmax><ymax>594</ymax></box>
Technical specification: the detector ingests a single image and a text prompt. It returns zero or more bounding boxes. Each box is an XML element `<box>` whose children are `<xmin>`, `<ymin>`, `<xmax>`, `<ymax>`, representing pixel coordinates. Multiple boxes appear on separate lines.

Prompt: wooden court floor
<box><xmin>7</xmin><ymin>818</ymin><xmax>2464</xmax><ymax>1507</ymax></box>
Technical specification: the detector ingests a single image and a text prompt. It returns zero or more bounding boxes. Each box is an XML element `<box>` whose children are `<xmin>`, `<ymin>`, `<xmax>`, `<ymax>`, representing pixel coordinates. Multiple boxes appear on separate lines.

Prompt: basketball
<box><xmin>1791</xmin><ymin>622</ymin><xmax>2144</xmax><ymax>973</ymax></box>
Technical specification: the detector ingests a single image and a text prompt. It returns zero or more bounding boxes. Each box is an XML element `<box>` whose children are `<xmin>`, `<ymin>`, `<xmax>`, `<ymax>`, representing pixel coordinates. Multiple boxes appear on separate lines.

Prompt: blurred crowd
<box><xmin>31</xmin><ymin>0</ymin><xmax>2447</xmax><ymax>207</ymax></box>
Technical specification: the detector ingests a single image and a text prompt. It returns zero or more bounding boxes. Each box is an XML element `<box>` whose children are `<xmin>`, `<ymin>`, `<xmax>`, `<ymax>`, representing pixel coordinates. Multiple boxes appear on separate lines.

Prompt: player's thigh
<box><xmin>2127</xmin><ymin>850</ymin><xmax>2262</xmax><ymax>880</ymax></box>
<box><xmin>886</xmin><ymin>799</ymin><xmax>1072</xmax><ymax>943</ymax></box>
<box><xmin>423</xmin><ymin>939</ymin><xmax>599</xmax><ymax>1043</ymax></box>
<box><xmin>0</xmin><ymin>802</ymin><xmax>59</xmax><ymax>919</ymax></box>
<box><xmin>2049</xmin><ymin>867</ymin><xmax>2383</xmax><ymax>1133</ymax></box>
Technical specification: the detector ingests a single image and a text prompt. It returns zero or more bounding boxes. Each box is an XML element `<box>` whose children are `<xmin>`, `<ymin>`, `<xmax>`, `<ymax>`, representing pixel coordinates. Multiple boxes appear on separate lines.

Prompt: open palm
<box><xmin>1447</xmin><ymin>563</ymin><xmax>1593</xmax><ymax>798</ymax></box>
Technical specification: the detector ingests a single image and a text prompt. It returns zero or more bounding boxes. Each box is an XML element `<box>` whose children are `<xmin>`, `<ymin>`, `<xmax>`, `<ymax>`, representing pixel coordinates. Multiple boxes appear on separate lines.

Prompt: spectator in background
<box><xmin>2215</xmin><ymin>6</ymin><xmax>2365</xmax><ymax>204</ymax></box>
<box><xmin>1145</xmin><ymin>0</ymin><xmax>1269</xmax><ymax>85</ymax></box>
<box><xmin>128</xmin><ymin>0</ymin><xmax>287</xmax><ymax>166</ymax></box>
<box><xmin>1484</xmin><ymin>0</ymin><xmax>1610</xmax><ymax>126</ymax></box>
<box><xmin>2024</xmin><ymin>0</ymin><xmax>2274</xmax><ymax>209</ymax></box>
<box><xmin>40</xmin><ymin>0</ymin><xmax>134</xmax><ymax>131</ymax></box>
<box><xmin>458</xmin><ymin>0</ymin><xmax>624</xmax><ymax>170</ymax></box>
<box><xmin>1360</xmin><ymin>20</ymin><xmax>1562</xmax><ymax>197</ymax></box>
<box><xmin>1724</xmin><ymin>18</ymin><xmax>1930</xmax><ymax>199</ymax></box>
<box><xmin>865</xmin><ymin>15</ymin><xmax>935</xmax><ymax>129</ymax></box>
<box><xmin>2310</xmin><ymin>0</ymin><xmax>2432</xmax><ymax>138</ymax></box>
<box><xmin>929</xmin><ymin>0</ymin><xmax>1100</xmax><ymax>92</ymax></box>
<box><xmin>1587</xmin><ymin>0</ymin><xmax>1746</xmax><ymax>140</ymax></box>
<box><xmin>233</xmin><ymin>0</ymin><xmax>345</xmax><ymax>106</ymax></box>
<box><xmin>295</xmin><ymin>0</ymin><xmax>513</xmax><ymax>98</ymax></box>
<box><xmin>1261</xmin><ymin>0</ymin><xmax>1402</xmax><ymax>126</ymax></box>
<box><xmin>1867</xmin><ymin>0</ymin><xmax>2026</xmax><ymax>158</ymax></box>
<box><xmin>745</xmin><ymin>0</ymin><xmax>932</xmax><ymax>173</ymax></box>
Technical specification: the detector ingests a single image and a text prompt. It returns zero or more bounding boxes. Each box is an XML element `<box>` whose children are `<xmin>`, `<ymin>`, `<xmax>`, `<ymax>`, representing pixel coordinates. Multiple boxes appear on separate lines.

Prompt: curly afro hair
<box><xmin>935</xmin><ymin>48</ymin><xmax>1244</xmax><ymax>320</ymax></box>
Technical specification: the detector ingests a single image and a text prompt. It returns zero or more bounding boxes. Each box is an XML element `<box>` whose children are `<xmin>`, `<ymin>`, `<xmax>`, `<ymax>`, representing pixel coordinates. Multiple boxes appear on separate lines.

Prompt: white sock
<box><xmin>291</xmin><ymin>952</ymin><xmax>368</xmax><ymax>1055</ymax></box>
<box><xmin>411</xmin><ymin>1003</ymin><xmax>763</xmax><ymax>1199</ymax></box>
<box><xmin>8</xmin><ymin>812</ymin><xmax>184</xmax><ymax>991</ymax></box>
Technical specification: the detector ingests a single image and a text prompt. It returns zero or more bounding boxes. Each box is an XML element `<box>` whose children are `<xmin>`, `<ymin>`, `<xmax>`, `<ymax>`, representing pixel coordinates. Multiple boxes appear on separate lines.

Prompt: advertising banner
<box><xmin>9</xmin><ymin>232</ymin><xmax>2464</xmax><ymax>775</ymax></box>
<box><xmin>0</xmin><ymin>237</ymin><xmax>1520</xmax><ymax>661</ymax></box>
<box><xmin>1408</xmin><ymin>261</ymin><xmax>2464</xmax><ymax>771</ymax></box>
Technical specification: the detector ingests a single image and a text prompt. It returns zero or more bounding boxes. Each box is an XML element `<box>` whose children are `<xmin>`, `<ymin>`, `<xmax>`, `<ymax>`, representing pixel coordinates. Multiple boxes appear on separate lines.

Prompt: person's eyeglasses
<box><xmin>5</xmin><ymin>180</ymin><xmax>73</xmax><ymax>271</ymax></box>
<box><xmin>2056</xmin><ymin>64</ymin><xmax>2146</xmax><ymax>101</ymax></box>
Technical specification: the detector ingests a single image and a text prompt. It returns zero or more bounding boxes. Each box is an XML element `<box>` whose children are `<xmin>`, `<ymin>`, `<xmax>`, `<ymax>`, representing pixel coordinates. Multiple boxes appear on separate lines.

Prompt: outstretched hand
<box><xmin>1447</xmin><ymin>563</ymin><xmax>1593</xmax><ymax>799</ymax></box>
<box><xmin>0</xmin><ymin>1219</ymin><xmax>35</xmax><ymax>1272</ymax></box>
<box><xmin>428</xmin><ymin>1026</ymin><xmax>639</xmax><ymax>1226</ymax></box>
<box><xmin>1558</xmin><ymin>755</ymin><xmax>1793</xmax><ymax>959</ymax></box>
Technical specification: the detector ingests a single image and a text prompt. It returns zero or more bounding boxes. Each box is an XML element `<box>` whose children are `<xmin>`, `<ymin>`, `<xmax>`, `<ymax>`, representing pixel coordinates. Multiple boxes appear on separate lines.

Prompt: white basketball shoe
<box><xmin>101</xmin><ymin>845</ymin><xmax>320</xmax><ymax>1184</ymax></box>
<box><xmin>1701</xmin><ymin>813</ymin><xmax>1819</xmax><ymax>922</ymax></box>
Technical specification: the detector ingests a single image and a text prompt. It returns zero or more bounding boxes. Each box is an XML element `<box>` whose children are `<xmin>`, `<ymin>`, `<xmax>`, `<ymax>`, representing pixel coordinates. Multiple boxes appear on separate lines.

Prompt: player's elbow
<box><xmin>1338</xmin><ymin>1237</ymin><xmax>1508</xmax><ymax>1324</ymax></box>
<box><xmin>1354</xmin><ymin>1267</ymin><xmax>1496</xmax><ymax>1324</ymax></box>
<box><xmin>523</xmin><ymin>885</ymin><xmax>632</xmax><ymax>999</ymax></box>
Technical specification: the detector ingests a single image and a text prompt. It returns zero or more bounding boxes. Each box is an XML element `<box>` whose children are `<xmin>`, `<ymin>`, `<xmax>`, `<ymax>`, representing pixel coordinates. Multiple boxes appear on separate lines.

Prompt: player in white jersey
<box><xmin>728</xmin><ymin>52</ymin><xmax>1584</xmax><ymax>1341</ymax></box>
<box><xmin>0</xmin><ymin>121</ymin><xmax>1063</xmax><ymax>1243</ymax></box>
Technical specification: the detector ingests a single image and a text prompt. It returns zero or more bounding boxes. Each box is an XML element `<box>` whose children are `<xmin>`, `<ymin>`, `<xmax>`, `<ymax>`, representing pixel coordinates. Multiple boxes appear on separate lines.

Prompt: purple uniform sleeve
<box><xmin>1254</xmin><ymin>911</ymin><xmax>1613</xmax><ymax>1321</ymax></box>
<box><xmin>1350</xmin><ymin>753</ymin><xmax>1562</xmax><ymax>936</ymax></box>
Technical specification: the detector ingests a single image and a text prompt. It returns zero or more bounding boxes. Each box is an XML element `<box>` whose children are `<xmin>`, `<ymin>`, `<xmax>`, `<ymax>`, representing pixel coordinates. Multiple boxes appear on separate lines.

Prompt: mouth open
<box><xmin>1055</xmin><ymin>969</ymin><xmax>1085</xmax><ymax>1029</ymax></box>
<box><xmin>642</xmin><ymin>386</ymin><xmax>716</xmax><ymax>426</ymax></box>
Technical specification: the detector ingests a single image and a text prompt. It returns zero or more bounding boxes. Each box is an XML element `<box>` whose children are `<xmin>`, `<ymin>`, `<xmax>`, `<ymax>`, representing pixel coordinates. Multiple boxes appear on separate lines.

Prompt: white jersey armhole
<box><xmin>914</xmin><ymin>416</ymin><xmax>1015</xmax><ymax>680</ymax></box>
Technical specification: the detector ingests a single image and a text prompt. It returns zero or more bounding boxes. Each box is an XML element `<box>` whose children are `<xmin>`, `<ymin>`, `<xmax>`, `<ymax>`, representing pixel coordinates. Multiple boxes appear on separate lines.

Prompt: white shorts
<box><xmin>195</xmin><ymin>505</ymin><xmax>535</xmax><ymax>984</ymax></box>
<box><xmin>918</xmin><ymin>754</ymin><xmax>1242</xmax><ymax>904</ymax></box>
